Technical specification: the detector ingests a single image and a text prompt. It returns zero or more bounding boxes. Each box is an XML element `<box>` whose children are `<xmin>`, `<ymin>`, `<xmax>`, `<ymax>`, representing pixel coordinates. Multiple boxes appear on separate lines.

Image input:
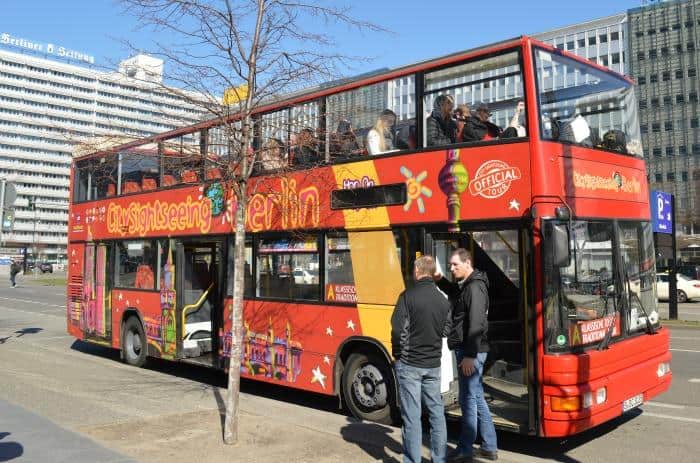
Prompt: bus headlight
<box><xmin>582</xmin><ymin>387</ymin><xmax>607</xmax><ymax>409</ymax></box>
<box><xmin>657</xmin><ymin>362</ymin><xmax>671</xmax><ymax>377</ymax></box>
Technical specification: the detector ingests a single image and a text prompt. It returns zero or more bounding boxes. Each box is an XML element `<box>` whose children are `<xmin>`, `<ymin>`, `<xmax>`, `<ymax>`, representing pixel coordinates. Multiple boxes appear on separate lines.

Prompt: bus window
<box><xmin>256</xmin><ymin>236</ymin><xmax>319</xmax><ymax>301</ymax></box>
<box><xmin>534</xmin><ymin>47</ymin><xmax>642</xmax><ymax>156</ymax></box>
<box><xmin>73</xmin><ymin>160</ymin><xmax>90</xmax><ymax>202</ymax></box>
<box><xmin>119</xmin><ymin>151</ymin><xmax>159</xmax><ymax>195</ymax></box>
<box><xmin>84</xmin><ymin>154</ymin><xmax>118</xmax><ymax>200</ymax></box>
<box><xmin>325</xmin><ymin>233</ymin><xmax>355</xmax><ymax>304</ymax></box>
<box><xmin>423</xmin><ymin>51</ymin><xmax>525</xmax><ymax>147</ymax></box>
<box><xmin>226</xmin><ymin>237</ymin><xmax>254</xmax><ymax>298</ymax></box>
<box><xmin>115</xmin><ymin>240</ymin><xmax>158</xmax><ymax>290</ymax></box>
<box><xmin>259</xmin><ymin>109</ymin><xmax>290</xmax><ymax>173</ymax></box>
<box><xmin>326</xmin><ymin>76</ymin><xmax>415</xmax><ymax>160</ymax></box>
<box><xmin>290</xmin><ymin>100</ymin><xmax>321</xmax><ymax>167</ymax></box>
<box><xmin>394</xmin><ymin>228</ymin><xmax>424</xmax><ymax>290</ymax></box>
<box><xmin>161</xmin><ymin>134</ymin><xmax>202</xmax><ymax>187</ymax></box>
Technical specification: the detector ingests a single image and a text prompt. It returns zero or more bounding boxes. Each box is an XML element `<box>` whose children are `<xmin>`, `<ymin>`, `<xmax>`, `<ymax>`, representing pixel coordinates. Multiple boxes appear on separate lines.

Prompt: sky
<box><xmin>2</xmin><ymin>0</ymin><xmax>637</xmax><ymax>82</ymax></box>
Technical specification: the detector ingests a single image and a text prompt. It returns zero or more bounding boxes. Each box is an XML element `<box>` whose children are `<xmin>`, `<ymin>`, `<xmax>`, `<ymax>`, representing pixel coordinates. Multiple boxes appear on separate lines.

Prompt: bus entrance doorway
<box><xmin>176</xmin><ymin>239</ymin><xmax>224</xmax><ymax>367</ymax></box>
<box><xmin>429</xmin><ymin>229</ymin><xmax>530</xmax><ymax>433</ymax></box>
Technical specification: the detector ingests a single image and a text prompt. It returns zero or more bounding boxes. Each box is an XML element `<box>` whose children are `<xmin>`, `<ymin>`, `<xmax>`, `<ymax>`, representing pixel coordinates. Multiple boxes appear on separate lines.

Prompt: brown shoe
<box><xmin>447</xmin><ymin>454</ymin><xmax>473</xmax><ymax>463</ymax></box>
<box><xmin>475</xmin><ymin>448</ymin><xmax>498</xmax><ymax>461</ymax></box>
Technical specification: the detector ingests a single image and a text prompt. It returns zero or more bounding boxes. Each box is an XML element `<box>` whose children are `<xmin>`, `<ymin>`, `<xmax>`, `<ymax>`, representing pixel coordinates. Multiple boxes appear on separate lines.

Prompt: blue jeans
<box><xmin>454</xmin><ymin>350</ymin><xmax>497</xmax><ymax>456</ymax></box>
<box><xmin>395</xmin><ymin>360</ymin><xmax>447</xmax><ymax>463</ymax></box>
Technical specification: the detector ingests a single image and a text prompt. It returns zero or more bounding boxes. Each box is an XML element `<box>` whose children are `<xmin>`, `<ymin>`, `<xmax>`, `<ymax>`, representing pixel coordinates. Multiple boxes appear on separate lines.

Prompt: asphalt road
<box><xmin>1</xmin><ymin>281</ymin><xmax>699</xmax><ymax>463</ymax></box>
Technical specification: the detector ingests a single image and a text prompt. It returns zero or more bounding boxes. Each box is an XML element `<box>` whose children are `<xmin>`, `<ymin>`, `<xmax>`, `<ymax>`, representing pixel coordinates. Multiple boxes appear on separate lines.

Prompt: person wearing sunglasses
<box><xmin>461</xmin><ymin>102</ymin><xmax>501</xmax><ymax>142</ymax></box>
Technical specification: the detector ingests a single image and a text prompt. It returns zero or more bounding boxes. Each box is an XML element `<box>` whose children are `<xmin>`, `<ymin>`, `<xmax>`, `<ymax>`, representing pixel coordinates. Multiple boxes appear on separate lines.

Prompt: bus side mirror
<box><xmin>552</xmin><ymin>224</ymin><xmax>571</xmax><ymax>268</ymax></box>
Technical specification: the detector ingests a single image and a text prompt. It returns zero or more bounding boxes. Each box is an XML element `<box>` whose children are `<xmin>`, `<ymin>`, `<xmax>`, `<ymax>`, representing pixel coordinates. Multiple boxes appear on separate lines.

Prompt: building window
<box><xmin>652</xmin><ymin>122</ymin><xmax>661</xmax><ymax>132</ymax></box>
<box><xmin>677</xmin><ymin>94</ymin><xmax>685</xmax><ymax>103</ymax></box>
<box><xmin>578</xmin><ymin>38</ymin><xmax>586</xmax><ymax>48</ymax></box>
<box><xmin>612</xmin><ymin>52</ymin><xmax>620</xmax><ymax>64</ymax></box>
<box><xmin>672</xmin><ymin>23</ymin><xmax>681</xmax><ymax>30</ymax></box>
<box><xmin>686</xmin><ymin>20</ymin><xmax>695</xmax><ymax>28</ymax></box>
<box><xmin>679</xmin><ymin>145</ymin><xmax>687</xmax><ymax>155</ymax></box>
<box><xmin>666</xmin><ymin>146</ymin><xmax>675</xmax><ymax>156</ymax></box>
<box><xmin>650</xmin><ymin>74</ymin><xmax>658</xmax><ymax>83</ymax></box>
<box><xmin>599</xmin><ymin>33</ymin><xmax>608</xmax><ymax>43</ymax></box>
<box><xmin>688</xmin><ymin>42</ymin><xmax>695</xmax><ymax>51</ymax></box>
<box><xmin>664</xmin><ymin>96</ymin><xmax>672</xmax><ymax>106</ymax></box>
<box><xmin>691</xmin><ymin>118</ymin><xmax>699</xmax><ymax>128</ymax></box>
<box><xmin>649</xmin><ymin>49</ymin><xmax>658</xmax><ymax>59</ymax></box>
<box><xmin>690</xmin><ymin>92</ymin><xmax>699</xmax><ymax>103</ymax></box>
<box><xmin>663</xmin><ymin>71</ymin><xmax>671</xmax><ymax>81</ymax></box>
<box><xmin>676</xmin><ymin>69</ymin><xmax>684</xmax><ymax>79</ymax></box>
<box><xmin>647</xmin><ymin>28</ymin><xmax>656</xmax><ymax>35</ymax></box>
<box><xmin>655</xmin><ymin>173</ymin><xmax>662</xmax><ymax>183</ymax></box>
<box><xmin>653</xmin><ymin>147</ymin><xmax>662</xmax><ymax>156</ymax></box>
<box><xmin>682</xmin><ymin>172</ymin><xmax>689</xmax><ymax>182</ymax></box>
<box><xmin>690</xmin><ymin>69</ymin><xmax>697</xmax><ymax>77</ymax></box>
<box><xmin>651</xmin><ymin>97</ymin><xmax>660</xmax><ymax>107</ymax></box>
<box><xmin>611</xmin><ymin>31</ymin><xmax>619</xmax><ymax>41</ymax></box>
<box><xmin>676</xmin><ymin>44</ymin><xmax>683</xmax><ymax>53</ymax></box>
<box><xmin>693</xmin><ymin>143</ymin><xmax>700</xmax><ymax>154</ymax></box>
<box><xmin>635</xmin><ymin>30</ymin><xmax>644</xmax><ymax>38</ymax></box>
<box><xmin>638</xmin><ymin>76</ymin><xmax>646</xmax><ymax>85</ymax></box>
<box><xmin>640</xmin><ymin>124</ymin><xmax>648</xmax><ymax>133</ymax></box>
<box><xmin>665</xmin><ymin>121</ymin><xmax>673</xmax><ymax>131</ymax></box>
<box><xmin>567</xmin><ymin>40</ymin><xmax>575</xmax><ymax>50</ymax></box>
<box><xmin>589</xmin><ymin>35</ymin><xmax>597</xmax><ymax>45</ymax></box>
<box><xmin>639</xmin><ymin>99</ymin><xmax>648</xmax><ymax>109</ymax></box>
<box><xmin>667</xmin><ymin>172</ymin><xmax>675</xmax><ymax>182</ymax></box>
<box><xmin>637</xmin><ymin>51</ymin><xmax>645</xmax><ymax>61</ymax></box>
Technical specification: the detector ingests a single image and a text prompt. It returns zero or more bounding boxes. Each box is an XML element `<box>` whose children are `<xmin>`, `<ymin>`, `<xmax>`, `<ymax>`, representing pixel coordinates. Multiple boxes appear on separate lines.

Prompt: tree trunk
<box><xmin>223</xmin><ymin>191</ymin><xmax>247</xmax><ymax>445</ymax></box>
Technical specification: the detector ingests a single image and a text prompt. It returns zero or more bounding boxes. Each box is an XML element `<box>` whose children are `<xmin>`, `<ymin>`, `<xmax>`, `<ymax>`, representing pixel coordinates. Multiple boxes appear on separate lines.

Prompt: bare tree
<box><xmin>119</xmin><ymin>0</ymin><xmax>384</xmax><ymax>445</ymax></box>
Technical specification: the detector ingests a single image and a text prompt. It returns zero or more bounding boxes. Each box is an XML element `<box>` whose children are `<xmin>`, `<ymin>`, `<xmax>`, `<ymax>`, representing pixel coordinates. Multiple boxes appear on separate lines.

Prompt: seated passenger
<box><xmin>427</xmin><ymin>94</ymin><xmax>456</xmax><ymax>146</ymax></box>
<box><xmin>291</xmin><ymin>128</ymin><xmax>320</xmax><ymax>166</ymax></box>
<box><xmin>454</xmin><ymin>104</ymin><xmax>471</xmax><ymax>142</ymax></box>
<box><xmin>599</xmin><ymin>129</ymin><xmax>627</xmax><ymax>153</ymax></box>
<box><xmin>462</xmin><ymin>102</ymin><xmax>502</xmax><ymax>142</ymax></box>
<box><xmin>134</xmin><ymin>263</ymin><xmax>154</xmax><ymax>289</ymax></box>
<box><xmin>260</xmin><ymin>138</ymin><xmax>287</xmax><ymax>171</ymax></box>
<box><xmin>502</xmin><ymin>101</ymin><xmax>527</xmax><ymax>139</ymax></box>
<box><xmin>366</xmin><ymin>109</ymin><xmax>397</xmax><ymax>155</ymax></box>
<box><xmin>331</xmin><ymin>120</ymin><xmax>362</xmax><ymax>158</ymax></box>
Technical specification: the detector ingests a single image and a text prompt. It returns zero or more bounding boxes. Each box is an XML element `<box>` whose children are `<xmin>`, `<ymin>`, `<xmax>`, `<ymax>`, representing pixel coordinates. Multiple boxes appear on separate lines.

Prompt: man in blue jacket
<box><xmin>436</xmin><ymin>248</ymin><xmax>498</xmax><ymax>462</ymax></box>
<box><xmin>391</xmin><ymin>255</ymin><xmax>451</xmax><ymax>463</ymax></box>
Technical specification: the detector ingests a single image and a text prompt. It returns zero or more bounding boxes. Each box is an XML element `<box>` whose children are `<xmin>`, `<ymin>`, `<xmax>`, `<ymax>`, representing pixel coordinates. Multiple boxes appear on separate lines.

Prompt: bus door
<box><xmin>428</xmin><ymin>229</ymin><xmax>530</xmax><ymax>433</ymax></box>
<box><xmin>175</xmin><ymin>239</ymin><xmax>224</xmax><ymax>366</ymax></box>
<box><xmin>82</xmin><ymin>243</ymin><xmax>112</xmax><ymax>343</ymax></box>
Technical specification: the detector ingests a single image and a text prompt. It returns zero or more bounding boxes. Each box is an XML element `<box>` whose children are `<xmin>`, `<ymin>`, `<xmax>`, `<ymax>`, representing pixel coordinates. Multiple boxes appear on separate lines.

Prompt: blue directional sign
<box><xmin>650</xmin><ymin>190</ymin><xmax>673</xmax><ymax>234</ymax></box>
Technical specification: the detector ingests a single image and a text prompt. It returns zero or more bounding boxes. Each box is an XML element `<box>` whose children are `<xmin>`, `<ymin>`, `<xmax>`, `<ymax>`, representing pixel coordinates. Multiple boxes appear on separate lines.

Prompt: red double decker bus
<box><xmin>67</xmin><ymin>36</ymin><xmax>671</xmax><ymax>436</ymax></box>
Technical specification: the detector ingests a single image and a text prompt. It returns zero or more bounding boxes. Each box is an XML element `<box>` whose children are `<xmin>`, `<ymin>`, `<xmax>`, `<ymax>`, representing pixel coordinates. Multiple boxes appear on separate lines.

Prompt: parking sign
<box><xmin>650</xmin><ymin>190</ymin><xmax>673</xmax><ymax>234</ymax></box>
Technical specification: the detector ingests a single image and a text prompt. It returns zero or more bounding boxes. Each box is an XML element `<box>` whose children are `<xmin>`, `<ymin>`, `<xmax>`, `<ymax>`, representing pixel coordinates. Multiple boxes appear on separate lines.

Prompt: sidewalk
<box><xmin>0</xmin><ymin>399</ymin><xmax>135</xmax><ymax>463</ymax></box>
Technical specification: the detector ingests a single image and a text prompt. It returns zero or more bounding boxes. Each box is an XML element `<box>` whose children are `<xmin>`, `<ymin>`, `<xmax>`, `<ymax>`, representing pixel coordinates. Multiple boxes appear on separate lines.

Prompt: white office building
<box><xmin>0</xmin><ymin>33</ymin><xmax>206</xmax><ymax>263</ymax></box>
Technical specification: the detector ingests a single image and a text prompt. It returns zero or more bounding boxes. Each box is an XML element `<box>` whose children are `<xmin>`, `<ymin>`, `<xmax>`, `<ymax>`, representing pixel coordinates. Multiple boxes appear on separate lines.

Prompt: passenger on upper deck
<box><xmin>291</xmin><ymin>128</ymin><xmax>320</xmax><ymax>166</ymax></box>
<box><xmin>462</xmin><ymin>102</ymin><xmax>502</xmax><ymax>142</ymax></box>
<box><xmin>260</xmin><ymin>137</ymin><xmax>287</xmax><ymax>171</ymax></box>
<box><xmin>330</xmin><ymin>119</ymin><xmax>363</xmax><ymax>158</ymax></box>
<box><xmin>454</xmin><ymin>104</ymin><xmax>471</xmax><ymax>142</ymax></box>
<box><xmin>367</xmin><ymin>109</ymin><xmax>397</xmax><ymax>155</ymax></box>
<box><xmin>501</xmin><ymin>101</ymin><xmax>527</xmax><ymax>139</ymax></box>
<box><xmin>426</xmin><ymin>95</ymin><xmax>457</xmax><ymax>147</ymax></box>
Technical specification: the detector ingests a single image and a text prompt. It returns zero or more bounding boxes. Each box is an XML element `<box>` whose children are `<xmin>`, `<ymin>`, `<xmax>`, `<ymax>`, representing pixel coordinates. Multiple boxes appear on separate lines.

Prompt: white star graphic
<box><xmin>136</xmin><ymin>299</ymin><xmax>140</xmax><ymax>305</ymax></box>
<box><xmin>325</xmin><ymin>326</ymin><xmax>333</xmax><ymax>336</ymax></box>
<box><xmin>311</xmin><ymin>366</ymin><xmax>327</xmax><ymax>389</ymax></box>
<box><xmin>118</xmin><ymin>292</ymin><xmax>123</xmax><ymax>301</ymax></box>
<box><xmin>126</xmin><ymin>300</ymin><xmax>130</xmax><ymax>306</ymax></box>
<box><xmin>508</xmin><ymin>199</ymin><xmax>520</xmax><ymax>211</ymax></box>
<box><xmin>71</xmin><ymin>249</ymin><xmax>76</xmax><ymax>256</ymax></box>
<box><xmin>323</xmin><ymin>355</ymin><xmax>331</xmax><ymax>365</ymax></box>
<box><xmin>346</xmin><ymin>320</ymin><xmax>356</xmax><ymax>332</ymax></box>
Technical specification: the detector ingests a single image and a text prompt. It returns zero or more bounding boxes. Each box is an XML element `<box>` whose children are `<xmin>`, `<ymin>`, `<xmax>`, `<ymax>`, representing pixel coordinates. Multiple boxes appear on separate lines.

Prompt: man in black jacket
<box><xmin>436</xmin><ymin>248</ymin><xmax>498</xmax><ymax>463</ymax></box>
<box><xmin>427</xmin><ymin>95</ymin><xmax>457</xmax><ymax>147</ymax></box>
<box><xmin>391</xmin><ymin>255</ymin><xmax>451</xmax><ymax>463</ymax></box>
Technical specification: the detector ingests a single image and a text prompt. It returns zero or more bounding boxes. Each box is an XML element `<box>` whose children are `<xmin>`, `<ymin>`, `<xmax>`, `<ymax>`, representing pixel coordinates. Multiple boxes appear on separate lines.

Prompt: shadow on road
<box><xmin>340</xmin><ymin>420</ymin><xmax>401</xmax><ymax>463</ymax></box>
<box><xmin>479</xmin><ymin>409</ymin><xmax>642</xmax><ymax>462</ymax></box>
<box><xmin>0</xmin><ymin>327</ymin><xmax>44</xmax><ymax>345</ymax></box>
<box><xmin>0</xmin><ymin>432</ymin><xmax>23</xmax><ymax>462</ymax></box>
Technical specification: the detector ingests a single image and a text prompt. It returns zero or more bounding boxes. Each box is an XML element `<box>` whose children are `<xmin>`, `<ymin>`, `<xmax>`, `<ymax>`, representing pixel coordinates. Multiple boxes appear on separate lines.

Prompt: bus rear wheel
<box><xmin>341</xmin><ymin>352</ymin><xmax>396</xmax><ymax>424</ymax></box>
<box><xmin>122</xmin><ymin>316</ymin><xmax>147</xmax><ymax>367</ymax></box>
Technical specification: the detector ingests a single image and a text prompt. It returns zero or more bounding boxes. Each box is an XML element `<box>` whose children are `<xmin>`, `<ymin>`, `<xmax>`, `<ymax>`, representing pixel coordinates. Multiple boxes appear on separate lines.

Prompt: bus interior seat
<box><xmin>142</xmin><ymin>177</ymin><xmax>157</xmax><ymax>191</ymax></box>
<box><xmin>162</xmin><ymin>174</ymin><xmax>178</xmax><ymax>187</ymax></box>
<box><xmin>182</xmin><ymin>169</ymin><xmax>199</xmax><ymax>183</ymax></box>
<box><xmin>122</xmin><ymin>181</ymin><xmax>141</xmax><ymax>194</ymax></box>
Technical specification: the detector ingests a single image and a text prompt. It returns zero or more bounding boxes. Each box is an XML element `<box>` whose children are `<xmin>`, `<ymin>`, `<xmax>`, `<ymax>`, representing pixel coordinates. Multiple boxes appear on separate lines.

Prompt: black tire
<box><xmin>677</xmin><ymin>290</ymin><xmax>688</xmax><ymax>304</ymax></box>
<box><xmin>122</xmin><ymin>316</ymin><xmax>147</xmax><ymax>367</ymax></box>
<box><xmin>341</xmin><ymin>352</ymin><xmax>397</xmax><ymax>424</ymax></box>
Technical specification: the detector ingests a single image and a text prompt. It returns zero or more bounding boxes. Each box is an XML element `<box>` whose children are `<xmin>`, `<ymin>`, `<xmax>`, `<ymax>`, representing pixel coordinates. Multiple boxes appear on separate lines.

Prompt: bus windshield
<box><xmin>534</xmin><ymin>47</ymin><xmax>642</xmax><ymax>157</ymax></box>
<box><xmin>544</xmin><ymin>220</ymin><xmax>659</xmax><ymax>353</ymax></box>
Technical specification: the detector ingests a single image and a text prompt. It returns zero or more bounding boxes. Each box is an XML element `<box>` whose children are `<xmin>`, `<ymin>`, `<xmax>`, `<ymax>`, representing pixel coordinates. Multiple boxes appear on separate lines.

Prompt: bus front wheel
<box><xmin>341</xmin><ymin>352</ymin><xmax>396</xmax><ymax>424</ymax></box>
<box><xmin>122</xmin><ymin>316</ymin><xmax>147</xmax><ymax>367</ymax></box>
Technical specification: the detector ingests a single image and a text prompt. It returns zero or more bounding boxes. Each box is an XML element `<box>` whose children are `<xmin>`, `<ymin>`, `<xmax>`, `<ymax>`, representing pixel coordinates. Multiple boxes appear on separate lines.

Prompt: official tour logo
<box><xmin>468</xmin><ymin>160</ymin><xmax>522</xmax><ymax>199</ymax></box>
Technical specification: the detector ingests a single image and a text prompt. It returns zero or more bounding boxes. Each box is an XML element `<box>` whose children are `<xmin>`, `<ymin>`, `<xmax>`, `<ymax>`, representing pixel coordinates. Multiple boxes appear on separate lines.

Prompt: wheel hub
<box><xmin>352</xmin><ymin>364</ymin><xmax>387</xmax><ymax>409</ymax></box>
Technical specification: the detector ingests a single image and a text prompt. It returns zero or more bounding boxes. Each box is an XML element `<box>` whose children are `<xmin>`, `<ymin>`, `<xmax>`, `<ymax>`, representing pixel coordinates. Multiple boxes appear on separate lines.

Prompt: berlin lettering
<box><xmin>106</xmin><ymin>196</ymin><xmax>212</xmax><ymax>237</ymax></box>
<box><xmin>247</xmin><ymin>178</ymin><xmax>320</xmax><ymax>232</ymax></box>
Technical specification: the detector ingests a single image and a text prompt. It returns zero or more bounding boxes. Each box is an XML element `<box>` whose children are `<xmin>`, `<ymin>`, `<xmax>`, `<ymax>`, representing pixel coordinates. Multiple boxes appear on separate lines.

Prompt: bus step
<box><xmin>446</xmin><ymin>400</ymin><xmax>526</xmax><ymax>433</ymax></box>
<box><xmin>483</xmin><ymin>376</ymin><xmax>528</xmax><ymax>403</ymax></box>
<box><xmin>180</xmin><ymin>354</ymin><xmax>216</xmax><ymax>368</ymax></box>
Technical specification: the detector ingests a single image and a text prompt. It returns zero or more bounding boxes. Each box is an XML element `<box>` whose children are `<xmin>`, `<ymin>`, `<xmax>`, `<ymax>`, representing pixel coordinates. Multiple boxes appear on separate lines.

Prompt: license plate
<box><xmin>622</xmin><ymin>393</ymin><xmax>643</xmax><ymax>412</ymax></box>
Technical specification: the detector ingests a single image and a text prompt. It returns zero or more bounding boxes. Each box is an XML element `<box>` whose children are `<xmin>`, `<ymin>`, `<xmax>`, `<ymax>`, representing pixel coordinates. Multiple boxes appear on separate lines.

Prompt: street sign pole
<box><xmin>669</xmin><ymin>194</ymin><xmax>678</xmax><ymax>320</ymax></box>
